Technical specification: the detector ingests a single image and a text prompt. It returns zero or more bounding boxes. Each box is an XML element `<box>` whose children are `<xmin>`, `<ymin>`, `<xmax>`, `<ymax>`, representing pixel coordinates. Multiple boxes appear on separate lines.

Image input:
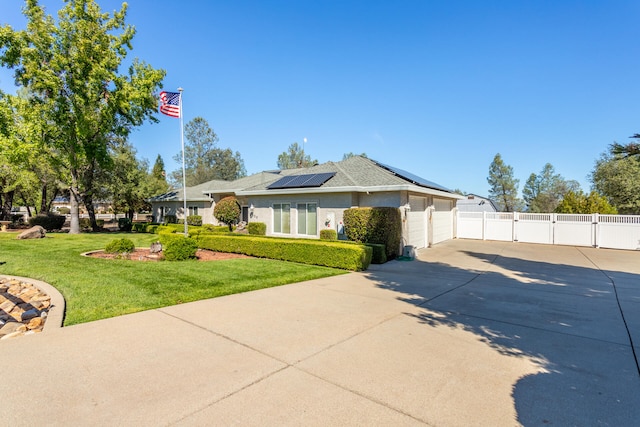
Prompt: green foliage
<box><xmin>105</xmin><ymin>238</ymin><xmax>135</xmax><ymax>254</ymax></box>
<box><xmin>248</xmin><ymin>222</ymin><xmax>266</xmax><ymax>235</ymax></box>
<box><xmin>164</xmin><ymin>215</ymin><xmax>177</xmax><ymax>224</ymax></box>
<box><xmin>187</xmin><ymin>215</ymin><xmax>202</xmax><ymax>226</ymax></box>
<box><xmin>203</xmin><ymin>224</ymin><xmax>230</xmax><ymax>233</ymax></box>
<box><xmin>118</xmin><ymin>217</ymin><xmax>133</xmax><ymax>232</ymax></box>
<box><xmin>28</xmin><ymin>213</ymin><xmax>65</xmax><ymax>231</ymax></box>
<box><xmin>487</xmin><ymin>153</ymin><xmax>523</xmax><ymax>212</ymax></box>
<box><xmin>343</xmin><ymin>207</ymin><xmax>401</xmax><ymax>259</ymax></box>
<box><xmin>214</xmin><ymin>196</ymin><xmax>241</xmax><ymax>230</ymax></box>
<box><xmin>591</xmin><ymin>150</ymin><xmax>640</xmax><ymax>214</ymax></box>
<box><xmin>57</xmin><ymin>207</ymin><xmax>70</xmax><ymax>215</ymax></box>
<box><xmin>197</xmin><ymin>235</ymin><xmax>372</xmax><ymax>271</ymax></box>
<box><xmin>277</xmin><ymin>142</ymin><xmax>317</xmax><ymax>169</ymax></box>
<box><xmin>170</xmin><ymin>117</ymin><xmax>246</xmax><ymax>186</ymax></box>
<box><xmin>365</xmin><ymin>243</ymin><xmax>387</xmax><ymax>264</ymax></box>
<box><xmin>556</xmin><ymin>191</ymin><xmax>618</xmax><ymax>214</ymax></box>
<box><xmin>320</xmin><ymin>229</ymin><xmax>337</xmax><ymax>240</ymax></box>
<box><xmin>162</xmin><ymin>236</ymin><xmax>198</xmax><ymax>261</ymax></box>
<box><xmin>523</xmin><ymin>163</ymin><xmax>581</xmax><ymax>212</ymax></box>
<box><xmin>1</xmin><ymin>1</ymin><xmax>165</xmax><ymax>233</ymax></box>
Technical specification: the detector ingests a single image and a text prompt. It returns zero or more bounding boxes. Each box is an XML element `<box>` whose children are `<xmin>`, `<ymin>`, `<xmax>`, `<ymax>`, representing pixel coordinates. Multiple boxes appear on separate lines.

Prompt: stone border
<box><xmin>0</xmin><ymin>275</ymin><xmax>65</xmax><ymax>331</ymax></box>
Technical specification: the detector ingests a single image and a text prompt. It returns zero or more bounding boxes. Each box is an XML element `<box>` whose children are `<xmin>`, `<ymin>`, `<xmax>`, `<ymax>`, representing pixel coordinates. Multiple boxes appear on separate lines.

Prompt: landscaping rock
<box><xmin>0</xmin><ymin>277</ymin><xmax>51</xmax><ymax>340</ymax></box>
<box><xmin>16</xmin><ymin>225</ymin><xmax>46</xmax><ymax>240</ymax></box>
<box><xmin>150</xmin><ymin>242</ymin><xmax>162</xmax><ymax>253</ymax></box>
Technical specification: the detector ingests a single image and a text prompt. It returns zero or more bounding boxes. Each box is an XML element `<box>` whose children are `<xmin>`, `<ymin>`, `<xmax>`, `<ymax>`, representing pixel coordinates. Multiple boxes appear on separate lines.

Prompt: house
<box><xmin>456</xmin><ymin>194</ymin><xmax>498</xmax><ymax>212</ymax></box>
<box><xmin>149</xmin><ymin>156</ymin><xmax>463</xmax><ymax>250</ymax></box>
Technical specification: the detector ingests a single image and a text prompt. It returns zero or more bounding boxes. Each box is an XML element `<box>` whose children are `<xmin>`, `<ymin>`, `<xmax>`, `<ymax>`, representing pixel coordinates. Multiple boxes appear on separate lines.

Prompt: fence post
<box><xmin>482</xmin><ymin>211</ymin><xmax>486</xmax><ymax>240</ymax></box>
<box><xmin>593</xmin><ymin>213</ymin><xmax>599</xmax><ymax>248</ymax></box>
<box><xmin>513</xmin><ymin>211</ymin><xmax>518</xmax><ymax>242</ymax></box>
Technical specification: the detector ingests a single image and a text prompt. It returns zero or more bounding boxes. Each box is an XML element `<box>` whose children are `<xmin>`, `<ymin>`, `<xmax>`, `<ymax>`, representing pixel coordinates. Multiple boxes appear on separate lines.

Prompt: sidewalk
<box><xmin>1</xmin><ymin>240</ymin><xmax>639</xmax><ymax>426</ymax></box>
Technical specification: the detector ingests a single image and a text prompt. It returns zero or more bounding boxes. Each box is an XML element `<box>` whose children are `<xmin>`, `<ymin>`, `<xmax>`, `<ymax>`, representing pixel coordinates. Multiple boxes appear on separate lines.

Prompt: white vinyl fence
<box><xmin>456</xmin><ymin>211</ymin><xmax>640</xmax><ymax>251</ymax></box>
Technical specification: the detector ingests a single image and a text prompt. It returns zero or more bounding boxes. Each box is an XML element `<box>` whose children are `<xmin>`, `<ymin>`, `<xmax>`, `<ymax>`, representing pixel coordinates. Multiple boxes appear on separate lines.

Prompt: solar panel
<box><xmin>267</xmin><ymin>172</ymin><xmax>336</xmax><ymax>189</ymax></box>
<box><xmin>374</xmin><ymin>161</ymin><xmax>451</xmax><ymax>192</ymax></box>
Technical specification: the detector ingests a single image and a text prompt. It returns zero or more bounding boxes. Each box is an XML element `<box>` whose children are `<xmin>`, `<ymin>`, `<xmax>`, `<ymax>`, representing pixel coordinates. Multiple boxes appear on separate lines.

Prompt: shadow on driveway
<box><xmin>364</xmin><ymin>241</ymin><xmax>640</xmax><ymax>426</ymax></box>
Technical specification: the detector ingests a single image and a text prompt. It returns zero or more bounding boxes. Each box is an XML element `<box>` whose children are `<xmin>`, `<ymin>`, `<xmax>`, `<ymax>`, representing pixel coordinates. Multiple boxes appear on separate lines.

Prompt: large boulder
<box><xmin>16</xmin><ymin>225</ymin><xmax>46</xmax><ymax>240</ymax></box>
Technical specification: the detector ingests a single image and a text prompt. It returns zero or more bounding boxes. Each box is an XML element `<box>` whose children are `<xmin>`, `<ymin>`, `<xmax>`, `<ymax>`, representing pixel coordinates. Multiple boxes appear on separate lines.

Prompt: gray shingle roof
<box><xmin>149</xmin><ymin>156</ymin><xmax>457</xmax><ymax>202</ymax></box>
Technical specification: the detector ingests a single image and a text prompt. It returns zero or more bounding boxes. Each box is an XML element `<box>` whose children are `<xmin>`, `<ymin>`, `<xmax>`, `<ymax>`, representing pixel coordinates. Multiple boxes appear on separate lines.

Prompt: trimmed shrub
<box><xmin>203</xmin><ymin>224</ymin><xmax>230</xmax><ymax>233</ymax></box>
<box><xmin>118</xmin><ymin>217</ymin><xmax>133</xmax><ymax>232</ymax></box>
<box><xmin>105</xmin><ymin>238</ymin><xmax>135</xmax><ymax>255</ymax></box>
<box><xmin>163</xmin><ymin>236</ymin><xmax>198</xmax><ymax>261</ymax></box>
<box><xmin>365</xmin><ymin>243</ymin><xmax>387</xmax><ymax>264</ymax></box>
<box><xmin>214</xmin><ymin>196</ymin><xmax>241</xmax><ymax>231</ymax></box>
<box><xmin>196</xmin><ymin>234</ymin><xmax>372</xmax><ymax>271</ymax></box>
<box><xmin>248</xmin><ymin>222</ymin><xmax>266</xmax><ymax>235</ymax></box>
<box><xmin>96</xmin><ymin>219</ymin><xmax>105</xmax><ymax>228</ymax></box>
<box><xmin>343</xmin><ymin>207</ymin><xmax>401</xmax><ymax>259</ymax></box>
<box><xmin>57</xmin><ymin>207</ymin><xmax>71</xmax><ymax>215</ymax></box>
<box><xmin>29</xmin><ymin>213</ymin><xmax>66</xmax><ymax>231</ymax></box>
<box><xmin>11</xmin><ymin>214</ymin><xmax>24</xmax><ymax>225</ymax></box>
<box><xmin>79</xmin><ymin>218</ymin><xmax>91</xmax><ymax>230</ymax></box>
<box><xmin>164</xmin><ymin>214</ymin><xmax>177</xmax><ymax>224</ymax></box>
<box><xmin>187</xmin><ymin>215</ymin><xmax>202</xmax><ymax>226</ymax></box>
<box><xmin>320</xmin><ymin>229</ymin><xmax>337</xmax><ymax>240</ymax></box>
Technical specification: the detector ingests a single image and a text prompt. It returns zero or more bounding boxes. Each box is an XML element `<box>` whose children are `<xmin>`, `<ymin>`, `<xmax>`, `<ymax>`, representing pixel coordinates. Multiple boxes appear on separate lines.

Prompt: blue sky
<box><xmin>1</xmin><ymin>1</ymin><xmax>639</xmax><ymax>197</ymax></box>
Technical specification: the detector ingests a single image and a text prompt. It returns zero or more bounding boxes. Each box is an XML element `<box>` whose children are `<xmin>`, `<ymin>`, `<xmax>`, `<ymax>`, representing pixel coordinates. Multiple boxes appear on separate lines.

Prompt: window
<box><xmin>297</xmin><ymin>203</ymin><xmax>317</xmax><ymax>235</ymax></box>
<box><xmin>273</xmin><ymin>203</ymin><xmax>290</xmax><ymax>234</ymax></box>
<box><xmin>188</xmin><ymin>206</ymin><xmax>199</xmax><ymax>216</ymax></box>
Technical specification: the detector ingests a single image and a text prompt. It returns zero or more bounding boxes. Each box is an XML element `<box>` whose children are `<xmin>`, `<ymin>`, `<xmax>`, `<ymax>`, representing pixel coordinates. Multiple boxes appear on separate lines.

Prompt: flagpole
<box><xmin>179</xmin><ymin>87</ymin><xmax>187</xmax><ymax>237</ymax></box>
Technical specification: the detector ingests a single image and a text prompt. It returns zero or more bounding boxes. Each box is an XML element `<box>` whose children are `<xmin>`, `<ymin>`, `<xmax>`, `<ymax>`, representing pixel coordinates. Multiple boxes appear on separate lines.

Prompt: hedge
<box><xmin>365</xmin><ymin>243</ymin><xmax>387</xmax><ymax>264</ymax></box>
<box><xmin>248</xmin><ymin>222</ymin><xmax>266</xmax><ymax>235</ymax></box>
<box><xmin>197</xmin><ymin>234</ymin><xmax>372</xmax><ymax>271</ymax></box>
<box><xmin>343</xmin><ymin>207</ymin><xmax>401</xmax><ymax>259</ymax></box>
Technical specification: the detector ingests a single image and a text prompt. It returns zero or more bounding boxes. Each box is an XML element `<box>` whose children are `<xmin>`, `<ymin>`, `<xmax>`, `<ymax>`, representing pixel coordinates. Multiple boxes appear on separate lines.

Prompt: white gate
<box><xmin>484</xmin><ymin>212</ymin><xmax>514</xmax><ymax>241</ymax></box>
<box><xmin>598</xmin><ymin>215</ymin><xmax>640</xmax><ymax>250</ymax></box>
<box><xmin>517</xmin><ymin>213</ymin><xmax>553</xmax><ymax>244</ymax></box>
<box><xmin>554</xmin><ymin>214</ymin><xmax>594</xmax><ymax>247</ymax></box>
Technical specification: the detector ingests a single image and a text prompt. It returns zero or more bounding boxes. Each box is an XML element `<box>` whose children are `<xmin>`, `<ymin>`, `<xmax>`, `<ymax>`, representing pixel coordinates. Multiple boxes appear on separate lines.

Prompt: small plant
<box><xmin>163</xmin><ymin>236</ymin><xmax>198</xmax><ymax>261</ymax></box>
<box><xmin>105</xmin><ymin>238</ymin><xmax>135</xmax><ymax>258</ymax></box>
<box><xmin>248</xmin><ymin>222</ymin><xmax>266</xmax><ymax>235</ymax></box>
<box><xmin>320</xmin><ymin>229</ymin><xmax>337</xmax><ymax>240</ymax></box>
<box><xmin>118</xmin><ymin>217</ymin><xmax>133</xmax><ymax>232</ymax></box>
<box><xmin>164</xmin><ymin>214</ymin><xmax>177</xmax><ymax>224</ymax></box>
<box><xmin>187</xmin><ymin>215</ymin><xmax>202</xmax><ymax>226</ymax></box>
<box><xmin>79</xmin><ymin>218</ymin><xmax>92</xmax><ymax>230</ymax></box>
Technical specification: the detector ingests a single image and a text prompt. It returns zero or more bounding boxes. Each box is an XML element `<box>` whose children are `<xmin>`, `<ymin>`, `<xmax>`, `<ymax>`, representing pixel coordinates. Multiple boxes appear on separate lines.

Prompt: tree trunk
<box><xmin>1</xmin><ymin>190</ymin><xmax>14</xmax><ymax>221</ymax></box>
<box><xmin>69</xmin><ymin>185</ymin><xmax>81</xmax><ymax>234</ymax></box>
<box><xmin>82</xmin><ymin>193</ymin><xmax>100</xmax><ymax>231</ymax></box>
<box><xmin>40</xmin><ymin>183</ymin><xmax>48</xmax><ymax>213</ymax></box>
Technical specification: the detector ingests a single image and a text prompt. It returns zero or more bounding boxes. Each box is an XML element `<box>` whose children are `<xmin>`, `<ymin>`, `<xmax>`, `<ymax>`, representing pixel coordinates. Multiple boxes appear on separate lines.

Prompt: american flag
<box><xmin>159</xmin><ymin>91</ymin><xmax>181</xmax><ymax>118</ymax></box>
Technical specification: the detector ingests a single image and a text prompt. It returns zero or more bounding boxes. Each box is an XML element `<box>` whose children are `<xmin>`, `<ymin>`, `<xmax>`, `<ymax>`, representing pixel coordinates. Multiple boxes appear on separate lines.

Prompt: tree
<box><xmin>148</xmin><ymin>154</ymin><xmax>170</xmax><ymax>196</ymax></box>
<box><xmin>102</xmin><ymin>140</ymin><xmax>151</xmax><ymax>221</ymax></box>
<box><xmin>555</xmin><ymin>190</ymin><xmax>617</xmax><ymax>214</ymax></box>
<box><xmin>522</xmin><ymin>163</ymin><xmax>581</xmax><ymax>212</ymax></box>
<box><xmin>342</xmin><ymin>152</ymin><xmax>367</xmax><ymax>160</ymax></box>
<box><xmin>0</xmin><ymin>0</ymin><xmax>165</xmax><ymax>233</ymax></box>
<box><xmin>277</xmin><ymin>142</ymin><xmax>317</xmax><ymax>169</ymax></box>
<box><xmin>171</xmin><ymin>117</ymin><xmax>246</xmax><ymax>185</ymax></box>
<box><xmin>487</xmin><ymin>153</ymin><xmax>523</xmax><ymax>212</ymax></box>
<box><xmin>591</xmin><ymin>150</ymin><xmax>640</xmax><ymax>214</ymax></box>
<box><xmin>213</xmin><ymin>196</ymin><xmax>240</xmax><ymax>231</ymax></box>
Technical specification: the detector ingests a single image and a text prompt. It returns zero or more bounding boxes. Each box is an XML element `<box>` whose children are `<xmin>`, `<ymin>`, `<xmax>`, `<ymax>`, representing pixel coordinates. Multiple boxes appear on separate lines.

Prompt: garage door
<box><xmin>407</xmin><ymin>196</ymin><xmax>427</xmax><ymax>248</ymax></box>
<box><xmin>432</xmin><ymin>198</ymin><xmax>453</xmax><ymax>245</ymax></box>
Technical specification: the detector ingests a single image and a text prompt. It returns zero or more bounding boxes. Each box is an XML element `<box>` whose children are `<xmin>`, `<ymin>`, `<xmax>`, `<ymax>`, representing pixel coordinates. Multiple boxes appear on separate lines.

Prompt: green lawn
<box><xmin>0</xmin><ymin>232</ymin><xmax>346</xmax><ymax>326</ymax></box>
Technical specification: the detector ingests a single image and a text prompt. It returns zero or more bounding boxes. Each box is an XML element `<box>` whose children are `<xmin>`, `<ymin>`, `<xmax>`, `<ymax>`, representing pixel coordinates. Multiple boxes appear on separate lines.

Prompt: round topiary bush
<box><xmin>105</xmin><ymin>238</ymin><xmax>135</xmax><ymax>255</ymax></box>
<box><xmin>214</xmin><ymin>196</ymin><xmax>241</xmax><ymax>231</ymax></box>
<box><xmin>163</xmin><ymin>236</ymin><xmax>198</xmax><ymax>261</ymax></box>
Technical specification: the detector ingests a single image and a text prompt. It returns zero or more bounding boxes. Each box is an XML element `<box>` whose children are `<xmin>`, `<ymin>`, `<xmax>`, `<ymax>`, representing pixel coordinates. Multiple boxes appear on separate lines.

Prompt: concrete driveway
<box><xmin>1</xmin><ymin>240</ymin><xmax>639</xmax><ymax>426</ymax></box>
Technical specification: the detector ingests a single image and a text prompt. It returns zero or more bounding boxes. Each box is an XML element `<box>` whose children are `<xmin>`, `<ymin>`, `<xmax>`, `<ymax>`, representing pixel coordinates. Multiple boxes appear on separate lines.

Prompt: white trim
<box><xmin>236</xmin><ymin>184</ymin><xmax>463</xmax><ymax>200</ymax></box>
